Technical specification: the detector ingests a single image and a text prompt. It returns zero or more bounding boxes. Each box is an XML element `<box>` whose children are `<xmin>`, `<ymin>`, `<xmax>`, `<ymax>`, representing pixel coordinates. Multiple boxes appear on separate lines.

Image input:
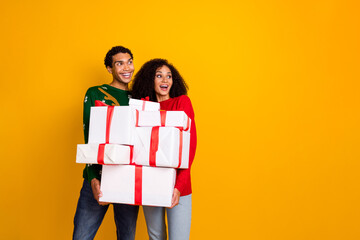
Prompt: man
<box><xmin>73</xmin><ymin>46</ymin><xmax>139</xmax><ymax>240</ymax></box>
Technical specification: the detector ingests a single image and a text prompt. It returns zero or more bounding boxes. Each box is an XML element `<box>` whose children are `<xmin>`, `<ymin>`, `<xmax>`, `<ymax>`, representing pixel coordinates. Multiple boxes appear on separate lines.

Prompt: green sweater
<box><xmin>82</xmin><ymin>84</ymin><xmax>130</xmax><ymax>182</ymax></box>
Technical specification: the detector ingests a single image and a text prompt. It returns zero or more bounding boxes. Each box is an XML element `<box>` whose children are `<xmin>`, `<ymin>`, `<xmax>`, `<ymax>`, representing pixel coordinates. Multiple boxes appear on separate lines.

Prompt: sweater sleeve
<box><xmin>83</xmin><ymin>89</ymin><xmax>92</xmax><ymax>144</ymax></box>
<box><xmin>174</xmin><ymin>96</ymin><xmax>197</xmax><ymax>194</ymax></box>
<box><xmin>83</xmin><ymin>88</ymin><xmax>101</xmax><ymax>182</ymax></box>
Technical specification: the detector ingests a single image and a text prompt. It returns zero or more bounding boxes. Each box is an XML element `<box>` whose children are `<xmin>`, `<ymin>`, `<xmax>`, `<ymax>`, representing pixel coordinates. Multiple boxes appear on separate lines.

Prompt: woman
<box><xmin>131</xmin><ymin>59</ymin><xmax>197</xmax><ymax>240</ymax></box>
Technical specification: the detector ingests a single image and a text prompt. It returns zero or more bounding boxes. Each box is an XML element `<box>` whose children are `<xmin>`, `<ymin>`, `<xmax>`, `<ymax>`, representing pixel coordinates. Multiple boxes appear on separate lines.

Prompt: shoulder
<box><xmin>175</xmin><ymin>95</ymin><xmax>195</xmax><ymax>118</ymax></box>
<box><xmin>85</xmin><ymin>85</ymin><xmax>100</xmax><ymax>94</ymax></box>
<box><xmin>171</xmin><ymin>95</ymin><xmax>190</xmax><ymax>103</ymax></box>
<box><xmin>85</xmin><ymin>85</ymin><xmax>108</xmax><ymax>96</ymax></box>
<box><xmin>176</xmin><ymin>95</ymin><xmax>192</xmax><ymax>107</ymax></box>
<box><xmin>162</xmin><ymin>95</ymin><xmax>192</xmax><ymax>108</ymax></box>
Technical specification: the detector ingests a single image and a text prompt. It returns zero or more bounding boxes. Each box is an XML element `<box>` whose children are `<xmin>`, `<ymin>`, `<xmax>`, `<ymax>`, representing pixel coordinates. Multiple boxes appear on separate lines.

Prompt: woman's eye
<box><xmin>167</xmin><ymin>75</ymin><xmax>172</xmax><ymax>79</ymax></box>
<box><xmin>156</xmin><ymin>75</ymin><xmax>162</xmax><ymax>78</ymax></box>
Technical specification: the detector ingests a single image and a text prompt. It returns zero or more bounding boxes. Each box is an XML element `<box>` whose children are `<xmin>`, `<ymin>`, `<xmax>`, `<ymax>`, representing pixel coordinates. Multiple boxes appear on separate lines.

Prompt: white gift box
<box><xmin>133</xmin><ymin>127</ymin><xmax>190</xmax><ymax>169</ymax></box>
<box><xmin>129</xmin><ymin>98</ymin><xmax>160</xmax><ymax>111</ymax></box>
<box><xmin>134</xmin><ymin>110</ymin><xmax>191</xmax><ymax>132</ymax></box>
<box><xmin>76</xmin><ymin>144</ymin><xmax>131</xmax><ymax>164</ymax></box>
<box><xmin>88</xmin><ymin>106</ymin><xmax>135</xmax><ymax>145</ymax></box>
<box><xmin>100</xmin><ymin>165</ymin><xmax>176</xmax><ymax>207</ymax></box>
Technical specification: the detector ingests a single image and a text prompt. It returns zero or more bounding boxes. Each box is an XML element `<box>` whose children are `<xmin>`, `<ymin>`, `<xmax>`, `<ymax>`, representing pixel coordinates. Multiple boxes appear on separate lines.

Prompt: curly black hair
<box><xmin>131</xmin><ymin>59</ymin><xmax>188</xmax><ymax>102</ymax></box>
<box><xmin>104</xmin><ymin>46</ymin><xmax>133</xmax><ymax>68</ymax></box>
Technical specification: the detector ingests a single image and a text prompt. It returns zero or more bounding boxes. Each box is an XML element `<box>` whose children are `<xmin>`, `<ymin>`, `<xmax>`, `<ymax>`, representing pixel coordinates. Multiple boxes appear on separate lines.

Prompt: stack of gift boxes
<box><xmin>76</xmin><ymin>98</ymin><xmax>191</xmax><ymax>207</ymax></box>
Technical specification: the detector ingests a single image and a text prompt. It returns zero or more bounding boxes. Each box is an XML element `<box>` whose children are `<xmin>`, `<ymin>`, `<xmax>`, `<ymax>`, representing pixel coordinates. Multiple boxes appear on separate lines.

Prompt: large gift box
<box><xmin>100</xmin><ymin>165</ymin><xmax>176</xmax><ymax>207</ymax></box>
<box><xmin>88</xmin><ymin>106</ymin><xmax>135</xmax><ymax>145</ymax></box>
<box><xmin>76</xmin><ymin>144</ymin><xmax>131</xmax><ymax>165</ymax></box>
<box><xmin>134</xmin><ymin>110</ymin><xmax>191</xmax><ymax>132</ymax></box>
<box><xmin>129</xmin><ymin>98</ymin><xmax>160</xmax><ymax>111</ymax></box>
<box><xmin>133</xmin><ymin>127</ymin><xmax>190</xmax><ymax>169</ymax></box>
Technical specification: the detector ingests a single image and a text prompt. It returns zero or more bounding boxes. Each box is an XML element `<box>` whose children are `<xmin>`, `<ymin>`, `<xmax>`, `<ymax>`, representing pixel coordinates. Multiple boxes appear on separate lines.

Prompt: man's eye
<box><xmin>129</xmin><ymin>60</ymin><xmax>133</xmax><ymax>64</ymax></box>
<box><xmin>116</xmin><ymin>62</ymin><xmax>122</xmax><ymax>66</ymax></box>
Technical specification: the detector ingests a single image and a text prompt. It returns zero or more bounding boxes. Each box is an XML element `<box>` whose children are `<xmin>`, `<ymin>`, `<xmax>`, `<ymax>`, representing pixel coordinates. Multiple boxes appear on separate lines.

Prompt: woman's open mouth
<box><xmin>160</xmin><ymin>84</ymin><xmax>169</xmax><ymax>91</ymax></box>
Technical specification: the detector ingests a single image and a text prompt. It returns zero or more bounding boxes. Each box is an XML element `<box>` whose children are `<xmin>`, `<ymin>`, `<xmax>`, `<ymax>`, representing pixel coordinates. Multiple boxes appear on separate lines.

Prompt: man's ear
<box><xmin>106</xmin><ymin>66</ymin><xmax>113</xmax><ymax>74</ymax></box>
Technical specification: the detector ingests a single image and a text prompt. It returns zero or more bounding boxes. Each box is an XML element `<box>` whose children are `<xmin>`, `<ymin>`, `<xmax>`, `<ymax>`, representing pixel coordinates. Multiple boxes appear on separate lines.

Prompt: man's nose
<box><xmin>124</xmin><ymin>64</ymin><xmax>130</xmax><ymax>70</ymax></box>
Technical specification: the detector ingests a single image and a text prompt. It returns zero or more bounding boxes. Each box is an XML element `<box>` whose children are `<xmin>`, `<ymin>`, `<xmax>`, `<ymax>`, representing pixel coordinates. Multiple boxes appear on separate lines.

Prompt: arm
<box><xmin>174</xmin><ymin>96</ymin><xmax>197</xmax><ymax>194</ymax></box>
<box><xmin>83</xmin><ymin>89</ymin><xmax>102</xmax><ymax>183</ymax></box>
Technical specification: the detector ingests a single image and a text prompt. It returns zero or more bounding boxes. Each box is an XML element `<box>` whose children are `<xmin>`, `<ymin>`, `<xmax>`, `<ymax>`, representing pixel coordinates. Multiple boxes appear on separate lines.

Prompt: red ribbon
<box><xmin>129</xmin><ymin>145</ymin><xmax>134</xmax><ymax>165</ymax></box>
<box><xmin>140</xmin><ymin>96</ymin><xmax>150</xmax><ymax>111</ymax></box>
<box><xmin>134</xmin><ymin>165</ymin><xmax>143</xmax><ymax>205</ymax></box>
<box><xmin>95</xmin><ymin>100</ymin><xmax>108</xmax><ymax>106</ymax></box>
<box><xmin>177</xmin><ymin>128</ymin><xmax>183</xmax><ymax>168</ymax></box>
<box><xmin>160</xmin><ymin>111</ymin><xmax>166</xmax><ymax>126</ymax></box>
<box><xmin>141</xmin><ymin>97</ymin><xmax>150</xmax><ymax>101</ymax></box>
<box><xmin>149</xmin><ymin>127</ymin><xmax>160</xmax><ymax>167</ymax></box>
<box><xmin>135</xmin><ymin>110</ymin><xmax>140</xmax><ymax>127</ymax></box>
<box><xmin>97</xmin><ymin>143</ymin><xmax>106</xmax><ymax>164</ymax></box>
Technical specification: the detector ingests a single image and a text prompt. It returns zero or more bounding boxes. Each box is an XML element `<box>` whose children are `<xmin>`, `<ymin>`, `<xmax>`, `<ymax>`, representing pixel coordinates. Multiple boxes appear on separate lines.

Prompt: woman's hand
<box><xmin>169</xmin><ymin>188</ymin><xmax>180</xmax><ymax>208</ymax></box>
<box><xmin>91</xmin><ymin>178</ymin><xmax>109</xmax><ymax>206</ymax></box>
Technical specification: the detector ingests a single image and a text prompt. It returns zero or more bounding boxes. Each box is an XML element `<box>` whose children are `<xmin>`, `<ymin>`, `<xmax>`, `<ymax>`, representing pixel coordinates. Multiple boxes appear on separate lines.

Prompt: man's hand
<box><xmin>169</xmin><ymin>188</ymin><xmax>180</xmax><ymax>208</ymax></box>
<box><xmin>91</xmin><ymin>178</ymin><xmax>109</xmax><ymax>206</ymax></box>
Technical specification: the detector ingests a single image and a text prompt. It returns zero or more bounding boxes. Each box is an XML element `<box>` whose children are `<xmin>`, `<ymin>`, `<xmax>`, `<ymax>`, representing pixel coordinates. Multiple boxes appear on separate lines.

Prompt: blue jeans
<box><xmin>73</xmin><ymin>179</ymin><xmax>139</xmax><ymax>240</ymax></box>
<box><xmin>143</xmin><ymin>194</ymin><xmax>192</xmax><ymax>240</ymax></box>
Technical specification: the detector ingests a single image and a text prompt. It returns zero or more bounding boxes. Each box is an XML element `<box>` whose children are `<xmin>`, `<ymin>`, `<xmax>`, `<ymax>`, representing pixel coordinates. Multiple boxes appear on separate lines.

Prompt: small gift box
<box><xmin>129</xmin><ymin>98</ymin><xmax>160</xmax><ymax>111</ymax></box>
<box><xmin>76</xmin><ymin>143</ymin><xmax>131</xmax><ymax>165</ymax></box>
<box><xmin>88</xmin><ymin>106</ymin><xmax>135</xmax><ymax>145</ymax></box>
<box><xmin>133</xmin><ymin>127</ymin><xmax>190</xmax><ymax>169</ymax></box>
<box><xmin>134</xmin><ymin>110</ymin><xmax>191</xmax><ymax>132</ymax></box>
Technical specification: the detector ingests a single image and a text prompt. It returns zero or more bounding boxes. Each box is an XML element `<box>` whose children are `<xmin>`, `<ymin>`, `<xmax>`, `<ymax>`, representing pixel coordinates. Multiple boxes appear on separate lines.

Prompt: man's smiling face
<box><xmin>107</xmin><ymin>52</ymin><xmax>134</xmax><ymax>89</ymax></box>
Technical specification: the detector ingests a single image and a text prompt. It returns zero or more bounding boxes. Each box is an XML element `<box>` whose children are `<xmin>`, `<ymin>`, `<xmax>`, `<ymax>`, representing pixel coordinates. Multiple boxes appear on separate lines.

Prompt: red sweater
<box><xmin>160</xmin><ymin>95</ymin><xmax>197</xmax><ymax>196</ymax></box>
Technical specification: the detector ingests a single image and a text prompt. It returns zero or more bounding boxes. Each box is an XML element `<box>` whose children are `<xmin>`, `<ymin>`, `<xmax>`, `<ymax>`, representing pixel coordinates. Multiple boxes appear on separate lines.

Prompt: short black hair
<box><xmin>104</xmin><ymin>46</ymin><xmax>133</xmax><ymax>68</ymax></box>
<box><xmin>131</xmin><ymin>58</ymin><xmax>188</xmax><ymax>102</ymax></box>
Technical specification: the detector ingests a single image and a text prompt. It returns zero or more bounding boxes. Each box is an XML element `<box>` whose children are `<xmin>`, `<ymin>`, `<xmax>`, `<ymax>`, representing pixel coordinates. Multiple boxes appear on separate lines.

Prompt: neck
<box><xmin>156</xmin><ymin>95</ymin><xmax>170</xmax><ymax>102</ymax></box>
<box><xmin>109</xmin><ymin>80</ymin><xmax>128</xmax><ymax>90</ymax></box>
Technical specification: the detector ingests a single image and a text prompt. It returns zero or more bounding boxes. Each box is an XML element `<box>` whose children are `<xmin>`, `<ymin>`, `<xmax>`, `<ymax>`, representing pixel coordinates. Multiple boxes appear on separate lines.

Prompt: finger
<box><xmin>170</xmin><ymin>198</ymin><xmax>179</xmax><ymax>208</ymax></box>
<box><xmin>171</xmin><ymin>201</ymin><xmax>178</xmax><ymax>208</ymax></box>
<box><xmin>169</xmin><ymin>202</ymin><xmax>176</xmax><ymax>208</ymax></box>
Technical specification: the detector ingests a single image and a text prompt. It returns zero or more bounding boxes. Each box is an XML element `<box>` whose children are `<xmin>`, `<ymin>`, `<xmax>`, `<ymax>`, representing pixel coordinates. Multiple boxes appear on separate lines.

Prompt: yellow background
<box><xmin>1</xmin><ymin>0</ymin><xmax>359</xmax><ymax>239</ymax></box>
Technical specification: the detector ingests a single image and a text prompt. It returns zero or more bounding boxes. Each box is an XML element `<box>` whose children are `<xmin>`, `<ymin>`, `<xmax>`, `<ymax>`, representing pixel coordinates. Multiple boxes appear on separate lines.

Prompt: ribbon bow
<box><xmin>140</xmin><ymin>96</ymin><xmax>150</xmax><ymax>111</ymax></box>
